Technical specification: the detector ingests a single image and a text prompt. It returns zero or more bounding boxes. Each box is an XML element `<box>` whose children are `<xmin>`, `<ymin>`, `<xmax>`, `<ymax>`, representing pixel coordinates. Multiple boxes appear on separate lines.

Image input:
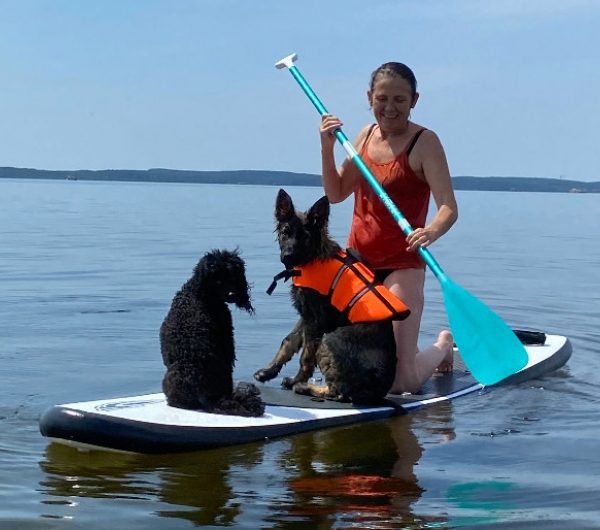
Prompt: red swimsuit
<box><xmin>347</xmin><ymin>125</ymin><xmax>430</xmax><ymax>270</ymax></box>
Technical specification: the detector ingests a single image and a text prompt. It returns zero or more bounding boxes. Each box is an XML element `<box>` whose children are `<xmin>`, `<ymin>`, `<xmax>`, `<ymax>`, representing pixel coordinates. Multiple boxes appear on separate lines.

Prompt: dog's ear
<box><xmin>275</xmin><ymin>188</ymin><xmax>295</xmax><ymax>222</ymax></box>
<box><xmin>194</xmin><ymin>253</ymin><xmax>214</xmax><ymax>283</ymax></box>
<box><xmin>307</xmin><ymin>195</ymin><xmax>330</xmax><ymax>229</ymax></box>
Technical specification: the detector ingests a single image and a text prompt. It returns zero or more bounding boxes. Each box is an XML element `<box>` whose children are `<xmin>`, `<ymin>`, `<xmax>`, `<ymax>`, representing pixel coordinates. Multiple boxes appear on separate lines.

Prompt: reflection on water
<box><xmin>39</xmin><ymin>406</ymin><xmax>458</xmax><ymax>529</ymax></box>
<box><xmin>40</xmin><ymin>442</ymin><xmax>264</xmax><ymax>527</ymax></box>
<box><xmin>270</xmin><ymin>416</ymin><xmax>432</xmax><ymax>529</ymax></box>
<box><xmin>446</xmin><ymin>480</ymin><xmax>517</xmax><ymax>527</ymax></box>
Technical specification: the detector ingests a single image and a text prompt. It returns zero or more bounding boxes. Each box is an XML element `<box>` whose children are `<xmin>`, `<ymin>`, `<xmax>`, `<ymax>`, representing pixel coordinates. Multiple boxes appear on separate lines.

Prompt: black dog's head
<box><xmin>274</xmin><ymin>189</ymin><xmax>338</xmax><ymax>269</ymax></box>
<box><xmin>193</xmin><ymin>249</ymin><xmax>254</xmax><ymax>313</ymax></box>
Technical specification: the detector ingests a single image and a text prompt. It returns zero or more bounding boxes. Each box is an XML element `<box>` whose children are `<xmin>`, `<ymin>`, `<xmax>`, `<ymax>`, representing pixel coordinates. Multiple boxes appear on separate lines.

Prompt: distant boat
<box><xmin>65</xmin><ymin>175</ymin><xmax>78</xmax><ymax>181</ymax></box>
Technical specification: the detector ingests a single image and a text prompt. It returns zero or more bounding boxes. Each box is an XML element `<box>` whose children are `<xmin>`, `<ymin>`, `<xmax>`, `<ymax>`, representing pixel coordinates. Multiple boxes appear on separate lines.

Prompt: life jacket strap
<box><xmin>266</xmin><ymin>269</ymin><xmax>301</xmax><ymax>295</ymax></box>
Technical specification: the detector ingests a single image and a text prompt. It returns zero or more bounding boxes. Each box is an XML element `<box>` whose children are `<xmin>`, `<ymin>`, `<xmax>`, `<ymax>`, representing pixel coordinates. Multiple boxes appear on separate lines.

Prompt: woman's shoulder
<box><xmin>410</xmin><ymin>124</ymin><xmax>444</xmax><ymax>150</ymax></box>
<box><xmin>410</xmin><ymin>121</ymin><xmax>433</xmax><ymax>136</ymax></box>
<box><xmin>356</xmin><ymin>123</ymin><xmax>377</xmax><ymax>139</ymax></box>
<box><xmin>353</xmin><ymin>123</ymin><xmax>378</xmax><ymax>150</ymax></box>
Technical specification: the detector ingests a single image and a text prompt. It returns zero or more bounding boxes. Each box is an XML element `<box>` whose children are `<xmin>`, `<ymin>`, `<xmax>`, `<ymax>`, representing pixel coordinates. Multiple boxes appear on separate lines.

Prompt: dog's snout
<box><xmin>280</xmin><ymin>238</ymin><xmax>297</xmax><ymax>265</ymax></box>
<box><xmin>281</xmin><ymin>251</ymin><xmax>295</xmax><ymax>269</ymax></box>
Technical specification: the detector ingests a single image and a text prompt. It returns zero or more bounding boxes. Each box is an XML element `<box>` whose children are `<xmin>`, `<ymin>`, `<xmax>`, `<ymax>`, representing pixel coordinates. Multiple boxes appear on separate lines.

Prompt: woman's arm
<box><xmin>320</xmin><ymin>115</ymin><xmax>366</xmax><ymax>203</ymax></box>
<box><xmin>406</xmin><ymin>130</ymin><xmax>458</xmax><ymax>251</ymax></box>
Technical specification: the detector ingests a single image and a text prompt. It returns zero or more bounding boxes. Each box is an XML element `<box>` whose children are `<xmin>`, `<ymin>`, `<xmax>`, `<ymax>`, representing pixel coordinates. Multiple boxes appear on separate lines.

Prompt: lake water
<box><xmin>1</xmin><ymin>177</ymin><xmax>599</xmax><ymax>529</ymax></box>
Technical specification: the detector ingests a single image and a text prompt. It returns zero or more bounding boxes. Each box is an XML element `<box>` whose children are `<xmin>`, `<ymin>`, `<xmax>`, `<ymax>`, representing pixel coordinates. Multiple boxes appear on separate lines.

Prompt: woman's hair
<box><xmin>369</xmin><ymin>62</ymin><xmax>417</xmax><ymax>96</ymax></box>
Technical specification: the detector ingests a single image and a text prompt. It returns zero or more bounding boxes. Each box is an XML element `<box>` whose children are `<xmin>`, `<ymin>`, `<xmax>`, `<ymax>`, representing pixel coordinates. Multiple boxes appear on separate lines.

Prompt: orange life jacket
<box><xmin>268</xmin><ymin>250</ymin><xmax>410</xmax><ymax>323</ymax></box>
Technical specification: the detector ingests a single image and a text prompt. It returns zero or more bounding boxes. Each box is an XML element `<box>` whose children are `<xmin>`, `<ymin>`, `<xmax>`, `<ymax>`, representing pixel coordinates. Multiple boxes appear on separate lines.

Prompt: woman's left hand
<box><xmin>405</xmin><ymin>226</ymin><xmax>438</xmax><ymax>251</ymax></box>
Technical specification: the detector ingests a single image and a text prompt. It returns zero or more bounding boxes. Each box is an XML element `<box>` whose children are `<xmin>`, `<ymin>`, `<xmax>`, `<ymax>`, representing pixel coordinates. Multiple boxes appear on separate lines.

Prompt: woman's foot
<box><xmin>434</xmin><ymin>330</ymin><xmax>454</xmax><ymax>374</ymax></box>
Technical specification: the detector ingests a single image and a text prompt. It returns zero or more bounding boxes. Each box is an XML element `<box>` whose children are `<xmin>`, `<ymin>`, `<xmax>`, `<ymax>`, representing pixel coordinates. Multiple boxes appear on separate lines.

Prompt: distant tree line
<box><xmin>1</xmin><ymin>166</ymin><xmax>598</xmax><ymax>193</ymax></box>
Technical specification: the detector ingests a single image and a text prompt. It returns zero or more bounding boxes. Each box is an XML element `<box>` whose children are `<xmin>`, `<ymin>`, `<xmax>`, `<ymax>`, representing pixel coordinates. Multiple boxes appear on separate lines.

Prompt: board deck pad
<box><xmin>39</xmin><ymin>333</ymin><xmax>571</xmax><ymax>454</ymax></box>
<box><xmin>258</xmin><ymin>368</ymin><xmax>480</xmax><ymax>410</ymax></box>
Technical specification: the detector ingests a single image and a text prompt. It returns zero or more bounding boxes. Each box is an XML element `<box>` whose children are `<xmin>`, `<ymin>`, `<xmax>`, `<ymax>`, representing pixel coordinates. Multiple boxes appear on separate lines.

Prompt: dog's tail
<box><xmin>212</xmin><ymin>382</ymin><xmax>266</xmax><ymax>417</ymax></box>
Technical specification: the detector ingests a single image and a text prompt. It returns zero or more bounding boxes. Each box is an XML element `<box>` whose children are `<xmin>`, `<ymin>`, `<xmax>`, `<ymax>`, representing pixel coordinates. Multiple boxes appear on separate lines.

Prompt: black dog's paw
<box><xmin>214</xmin><ymin>382</ymin><xmax>265</xmax><ymax>417</ymax></box>
<box><xmin>234</xmin><ymin>382</ymin><xmax>265</xmax><ymax>417</ymax></box>
<box><xmin>234</xmin><ymin>381</ymin><xmax>261</xmax><ymax>398</ymax></box>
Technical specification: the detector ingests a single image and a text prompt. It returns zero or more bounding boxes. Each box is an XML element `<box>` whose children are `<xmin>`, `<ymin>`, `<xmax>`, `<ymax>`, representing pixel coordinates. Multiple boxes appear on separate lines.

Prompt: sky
<box><xmin>1</xmin><ymin>0</ymin><xmax>599</xmax><ymax>181</ymax></box>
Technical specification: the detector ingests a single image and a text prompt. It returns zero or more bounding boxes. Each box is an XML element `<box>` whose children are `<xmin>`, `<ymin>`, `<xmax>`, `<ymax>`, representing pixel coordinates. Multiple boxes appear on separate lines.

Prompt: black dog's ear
<box><xmin>307</xmin><ymin>195</ymin><xmax>330</xmax><ymax>229</ymax></box>
<box><xmin>194</xmin><ymin>253</ymin><xmax>214</xmax><ymax>283</ymax></box>
<box><xmin>275</xmin><ymin>188</ymin><xmax>295</xmax><ymax>222</ymax></box>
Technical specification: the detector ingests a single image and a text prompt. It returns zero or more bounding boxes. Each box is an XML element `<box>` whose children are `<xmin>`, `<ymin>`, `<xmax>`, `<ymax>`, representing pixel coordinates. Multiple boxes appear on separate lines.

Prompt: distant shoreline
<box><xmin>1</xmin><ymin>166</ymin><xmax>598</xmax><ymax>193</ymax></box>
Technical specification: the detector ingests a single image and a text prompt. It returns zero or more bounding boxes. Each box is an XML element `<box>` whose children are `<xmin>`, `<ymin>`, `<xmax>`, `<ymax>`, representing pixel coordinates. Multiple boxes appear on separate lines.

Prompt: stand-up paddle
<box><xmin>275</xmin><ymin>53</ymin><xmax>528</xmax><ymax>386</ymax></box>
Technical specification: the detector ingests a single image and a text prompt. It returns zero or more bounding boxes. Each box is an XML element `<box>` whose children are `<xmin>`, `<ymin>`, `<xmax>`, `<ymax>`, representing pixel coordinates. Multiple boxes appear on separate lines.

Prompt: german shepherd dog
<box><xmin>254</xmin><ymin>189</ymin><xmax>409</xmax><ymax>404</ymax></box>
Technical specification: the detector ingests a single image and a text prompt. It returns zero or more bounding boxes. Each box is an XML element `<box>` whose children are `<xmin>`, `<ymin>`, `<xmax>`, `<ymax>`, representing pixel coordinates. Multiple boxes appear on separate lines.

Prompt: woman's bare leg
<box><xmin>384</xmin><ymin>268</ymin><xmax>454</xmax><ymax>394</ymax></box>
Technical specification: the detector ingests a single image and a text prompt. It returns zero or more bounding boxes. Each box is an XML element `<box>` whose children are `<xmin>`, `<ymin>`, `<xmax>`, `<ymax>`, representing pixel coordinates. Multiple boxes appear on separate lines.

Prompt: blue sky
<box><xmin>1</xmin><ymin>0</ymin><xmax>599</xmax><ymax>181</ymax></box>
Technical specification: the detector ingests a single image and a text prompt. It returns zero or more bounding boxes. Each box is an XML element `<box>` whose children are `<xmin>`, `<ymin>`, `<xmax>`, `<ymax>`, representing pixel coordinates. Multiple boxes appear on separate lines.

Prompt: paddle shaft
<box><xmin>283</xmin><ymin>61</ymin><xmax>445</xmax><ymax>282</ymax></box>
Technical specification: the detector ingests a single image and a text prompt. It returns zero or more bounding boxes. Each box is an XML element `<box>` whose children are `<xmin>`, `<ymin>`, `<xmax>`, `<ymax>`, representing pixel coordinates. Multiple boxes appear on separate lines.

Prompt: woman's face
<box><xmin>368</xmin><ymin>74</ymin><xmax>418</xmax><ymax>132</ymax></box>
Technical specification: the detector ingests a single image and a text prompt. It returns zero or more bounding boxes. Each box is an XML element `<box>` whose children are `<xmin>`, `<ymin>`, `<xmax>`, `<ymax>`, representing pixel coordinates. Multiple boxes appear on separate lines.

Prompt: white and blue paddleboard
<box><xmin>39</xmin><ymin>332</ymin><xmax>571</xmax><ymax>454</ymax></box>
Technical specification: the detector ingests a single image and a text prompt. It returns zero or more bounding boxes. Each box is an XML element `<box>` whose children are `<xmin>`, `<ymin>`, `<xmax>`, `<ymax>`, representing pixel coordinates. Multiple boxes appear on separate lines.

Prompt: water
<box><xmin>1</xmin><ymin>178</ymin><xmax>599</xmax><ymax>529</ymax></box>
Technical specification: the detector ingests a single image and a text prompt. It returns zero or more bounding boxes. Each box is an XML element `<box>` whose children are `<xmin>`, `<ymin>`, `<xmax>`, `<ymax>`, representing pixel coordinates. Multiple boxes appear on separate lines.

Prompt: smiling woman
<box><xmin>317</xmin><ymin>61</ymin><xmax>460</xmax><ymax>395</ymax></box>
<box><xmin>368</xmin><ymin>62</ymin><xmax>419</xmax><ymax>134</ymax></box>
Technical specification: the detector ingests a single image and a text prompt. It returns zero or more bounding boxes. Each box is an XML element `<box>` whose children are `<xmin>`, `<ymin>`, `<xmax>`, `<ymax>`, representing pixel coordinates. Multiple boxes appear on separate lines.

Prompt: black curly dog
<box><xmin>254</xmin><ymin>189</ymin><xmax>408</xmax><ymax>404</ymax></box>
<box><xmin>160</xmin><ymin>249</ymin><xmax>265</xmax><ymax>416</ymax></box>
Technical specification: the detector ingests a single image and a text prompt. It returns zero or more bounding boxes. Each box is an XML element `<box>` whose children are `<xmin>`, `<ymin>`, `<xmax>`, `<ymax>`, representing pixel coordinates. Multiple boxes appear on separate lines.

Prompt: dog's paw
<box><xmin>291</xmin><ymin>382</ymin><xmax>310</xmax><ymax>395</ymax></box>
<box><xmin>234</xmin><ymin>381</ymin><xmax>261</xmax><ymax>398</ymax></box>
<box><xmin>293</xmin><ymin>381</ymin><xmax>332</xmax><ymax>400</ymax></box>
<box><xmin>281</xmin><ymin>376</ymin><xmax>296</xmax><ymax>390</ymax></box>
<box><xmin>253</xmin><ymin>368</ymin><xmax>271</xmax><ymax>383</ymax></box>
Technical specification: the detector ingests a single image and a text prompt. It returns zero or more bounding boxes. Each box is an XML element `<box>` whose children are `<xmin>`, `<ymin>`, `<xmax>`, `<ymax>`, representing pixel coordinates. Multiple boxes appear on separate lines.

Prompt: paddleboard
<box><xmin>39</xmin><ymin>332</ymin><xmax>571</xmax><ymax>454</ymax></box>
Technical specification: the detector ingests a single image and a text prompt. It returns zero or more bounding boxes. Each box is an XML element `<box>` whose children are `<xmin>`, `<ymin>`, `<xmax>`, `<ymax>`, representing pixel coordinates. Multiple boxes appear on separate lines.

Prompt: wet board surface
<box><xmin>39</xmin><ymin>333</ymin><xmax>571</xmax><ymax>454</ymax></box>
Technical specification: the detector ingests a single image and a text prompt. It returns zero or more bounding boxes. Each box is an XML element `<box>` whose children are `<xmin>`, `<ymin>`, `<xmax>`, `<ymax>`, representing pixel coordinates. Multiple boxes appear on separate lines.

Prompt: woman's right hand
<box><xmin>320</xmin><ymin>114</ymin><xmax>343</xmax><ymax>150</ymax></box>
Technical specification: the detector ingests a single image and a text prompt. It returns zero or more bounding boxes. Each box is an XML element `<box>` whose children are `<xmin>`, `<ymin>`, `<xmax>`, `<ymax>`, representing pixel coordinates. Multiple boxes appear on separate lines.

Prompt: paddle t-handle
<box><xmin>275</xmin><ymin>53</ymin><xmax>445</xmax><ymax>281</ymax></box>
<box><xmin>275</xmin><ymin>53</ymin><xmax>529</xmax><ymax>386</ymax></box>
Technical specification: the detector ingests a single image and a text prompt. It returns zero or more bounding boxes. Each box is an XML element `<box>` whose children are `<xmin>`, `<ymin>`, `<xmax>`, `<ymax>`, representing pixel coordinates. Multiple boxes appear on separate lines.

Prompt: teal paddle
<box><xmin>275</xmin><ymin>53</ymin><xmax>528</xmax><ymax>385</ymax></box>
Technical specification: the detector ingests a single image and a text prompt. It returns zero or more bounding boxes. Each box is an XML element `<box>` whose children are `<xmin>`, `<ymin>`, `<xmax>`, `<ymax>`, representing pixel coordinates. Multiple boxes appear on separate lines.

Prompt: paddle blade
<box><xmin>441</xmin><ymin>279</ymin><xmax>529</xmax><ymax>385</ymax></box>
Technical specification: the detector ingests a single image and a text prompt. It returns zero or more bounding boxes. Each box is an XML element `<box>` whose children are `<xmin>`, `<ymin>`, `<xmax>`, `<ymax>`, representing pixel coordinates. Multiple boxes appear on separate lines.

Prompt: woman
<box><xmin>319</xmin><ymin>62</ymin><xmax>458</xmax><ymax>394</ymax></box>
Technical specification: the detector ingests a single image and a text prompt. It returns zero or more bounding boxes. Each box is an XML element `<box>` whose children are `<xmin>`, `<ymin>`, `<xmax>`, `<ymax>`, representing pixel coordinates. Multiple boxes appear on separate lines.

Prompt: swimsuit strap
<box><xmin>360</xmin><ymin>124</ymin><xmax>378</xmax><ymax>152</ymax></box>
<box><xmin>362</xmin><ymin>125</ymin><xmax>427</xmax><ymax>157</ymax></box>
<box><xmin>406</xmin><ymin>128</ymin><xmax>427</xmax><ymax>155</ymax></box>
